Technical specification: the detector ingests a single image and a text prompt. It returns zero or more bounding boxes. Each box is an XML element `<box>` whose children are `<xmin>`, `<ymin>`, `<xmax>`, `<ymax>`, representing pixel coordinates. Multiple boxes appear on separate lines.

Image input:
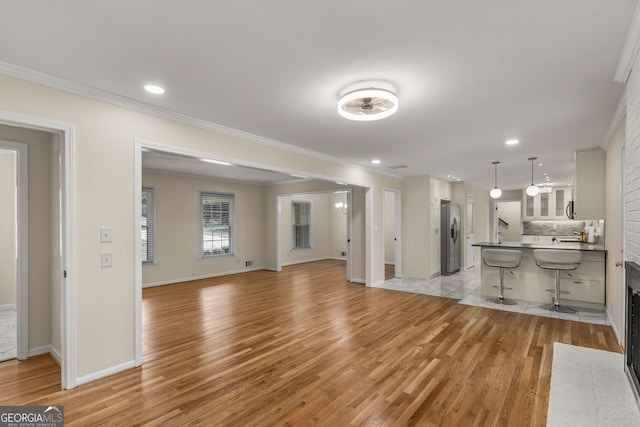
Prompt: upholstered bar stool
<box><xmin>533</xmin><ymin>249</ymin><xmax>582</xmax><ymax>313</ymax></box>
<box><xmin>482</xmin><ymin>249</ymin><xmax>523</xmax><ymax>305</ymax></box>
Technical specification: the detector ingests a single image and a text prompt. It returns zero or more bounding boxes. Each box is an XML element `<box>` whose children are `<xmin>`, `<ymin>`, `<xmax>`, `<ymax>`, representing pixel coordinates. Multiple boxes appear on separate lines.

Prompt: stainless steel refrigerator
<box><xmin>441</xmin><ymin>203</ymin><xmax>461</xmax><ymax>275</ymax></box>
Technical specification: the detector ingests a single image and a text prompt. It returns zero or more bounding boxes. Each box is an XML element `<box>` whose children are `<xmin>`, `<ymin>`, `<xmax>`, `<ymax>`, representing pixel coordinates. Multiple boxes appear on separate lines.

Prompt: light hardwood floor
<box><xmin>0</xmin><ymin>260</ymin><xmax>621</xmax><ymax>426</ymax></box>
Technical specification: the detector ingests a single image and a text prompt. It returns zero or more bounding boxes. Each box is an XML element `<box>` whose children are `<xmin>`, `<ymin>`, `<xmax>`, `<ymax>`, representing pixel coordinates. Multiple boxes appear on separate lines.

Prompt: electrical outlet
<box><xmin>341</xmin><ymin>251</ymin><xmax>347</xmax><ymax>257</ymax></box>
<box><xmin>245</xmin><ymin>260</ymin><xmax>254</xmax><ymax>267</ymax></box>
<box><xmin>101</xmin><ymin>252</ymin><xmax>113</xmax><ymax>268</ymax></box>
<box><xmin>100</xmin><ymin>226</ymin><xmax>112</xmax><ymax>243</ymax></box>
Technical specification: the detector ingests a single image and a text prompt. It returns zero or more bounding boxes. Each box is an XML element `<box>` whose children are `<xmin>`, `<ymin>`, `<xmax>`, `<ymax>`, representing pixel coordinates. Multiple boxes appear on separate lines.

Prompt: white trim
<box><xmin>0</xmin><ymin>61</ymin><xmax>404</xmax><ymax>181</ymax></box>
<box><xmin>329</xmin><ymin>257</ymin><xmax>347</xmax><ymax>261</ymax></box>
<box><xmin>0</xmin><ymin>140</ymin><xmax>28</xmax><ymax>361</ymax></box>
<box><xmin>76</xmin><ymin>360</ymin><xmax>136</xmax><ymax>387</ymax></box>
<box><xmin>281</xmin><ymin>258</ymin><xmax>332</xmax><ymax>267</ymax></box>
<box><xmin>142</xmin><ymin>266</ymin><xmax>266</xmax><ymax>288</ymax></box>
<box><xmin>134</xmin><ymin>143</ymin><xmax>143</xmax><ymax>367</ymax></box>
<box><xmin>384</xmin><ymin>187</ymin><xmax>403</xmax><ymax>279</ymax></box>
<box><xmin>608</xmin><ymin>306</ymin><xmax>623</xmax><ymax>346</ymax></box>
<box><xmin>351</xmin><ymin>278</ymin><xmax>366</xmax><ymax>284</ymax></box>
<box><xmin>0</xmin><ymin>111</ymin><xmax>77</xmax><ymax>390</ymax></box>
<box><xmin>372</xmin><ymin>280</ymin><xmax>386</xmax><ymax>287</ymax></box>
<box><xmin>602</xmin><ymin>89</ymin><xmax>627</xmax><ymax>149</ymax></box>
<box><xmin>615</xmin><ymin>1</ymin><xmax>640</xmax><ymax>83</ymax></box>
<box><xmin>365</xmin><ymin>187</ymin><xmax>373</xmax><ymax>286</ymax></box>
<box><xmin>28</xmin><ymin>345</ymin><xmax>61</xmax><ymax>365</ymax></box>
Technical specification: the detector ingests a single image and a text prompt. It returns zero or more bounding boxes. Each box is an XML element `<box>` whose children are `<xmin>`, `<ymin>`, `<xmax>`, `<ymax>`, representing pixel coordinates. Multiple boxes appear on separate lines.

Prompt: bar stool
<box><xmin>533</xmin><ymin>249</ymin><xmax>582</xmax><ymax>313</ymax></box>
<box><xmin>482</xmin><ymin>248</ymin><xmax>523</xmax><ymax>305</ymax></box>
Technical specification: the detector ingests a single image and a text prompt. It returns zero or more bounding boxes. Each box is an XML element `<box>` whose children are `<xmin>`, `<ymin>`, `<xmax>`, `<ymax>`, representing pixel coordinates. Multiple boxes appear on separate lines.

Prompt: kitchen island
<box><xmin>472</xmin><ymin>241</ymin><xmax>606</xmax><ymax>307</ymax></box>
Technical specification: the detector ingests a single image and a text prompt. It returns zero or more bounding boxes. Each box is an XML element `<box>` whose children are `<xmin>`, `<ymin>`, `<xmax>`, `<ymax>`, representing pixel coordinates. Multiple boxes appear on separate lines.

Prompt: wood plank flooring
<box><xmin>0</xmin><ymin>260</ymin><xmax>621</xmax><ymax>426</ymax></box>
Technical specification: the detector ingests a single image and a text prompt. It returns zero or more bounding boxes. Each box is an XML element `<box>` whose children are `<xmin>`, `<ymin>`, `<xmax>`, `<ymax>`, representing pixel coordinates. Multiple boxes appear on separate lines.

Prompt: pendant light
<box><xmin>490</xmin><ymin>161</ymin><xmax>502</xmax><ymax>199</ymax></box>
<box><xmin>526</xmin><ymin>157</ymin><xmax>540</xmax><ymax>196</ymax></box>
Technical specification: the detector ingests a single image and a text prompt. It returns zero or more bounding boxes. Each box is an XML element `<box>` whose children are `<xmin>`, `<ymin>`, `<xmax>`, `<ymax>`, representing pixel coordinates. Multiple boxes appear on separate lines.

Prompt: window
<box><xmin>201</xmin><ymin>192</ymin><xmax>234</xmax><ymax>257</ymax></box>
<box><xmin>292</xmin><ymin>200</ymin><xmax>311</xmax><ymax>249</ymax></box>
<box><xmin>141</xmin><ymin>187</ymin><xmax>155</xmax><ymax>263</ymax></box>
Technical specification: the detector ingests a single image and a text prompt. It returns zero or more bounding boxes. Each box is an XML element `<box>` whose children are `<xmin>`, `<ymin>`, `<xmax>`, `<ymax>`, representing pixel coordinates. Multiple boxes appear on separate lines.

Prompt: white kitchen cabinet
<box><xmin>522</xmin><ymin>187</ymin><xmax>573</xmax><ymax>220</ymax></box>
<box><xmin>522</xmin><ymin>190</ymin><xmax>552</xmax><ymax>219</ymax></box>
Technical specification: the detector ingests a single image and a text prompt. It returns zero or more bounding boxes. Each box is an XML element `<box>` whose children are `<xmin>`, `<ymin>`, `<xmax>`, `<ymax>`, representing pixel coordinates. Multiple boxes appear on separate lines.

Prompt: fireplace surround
<box><xmin>625</xmin><ymin>261</ymin><xmax>640</xmax><ymax>408</ymax></box>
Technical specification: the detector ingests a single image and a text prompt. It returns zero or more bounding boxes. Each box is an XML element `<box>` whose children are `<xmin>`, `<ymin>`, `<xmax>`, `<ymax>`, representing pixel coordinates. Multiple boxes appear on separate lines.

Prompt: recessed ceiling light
<box><xmin>338</xmin><ymin>88</ymin><xmax>398</xmax><ymax>121</ymax></box>
<box><xmin>457</xmin><ymin>178</ymin><xmax>461</xmax><ymax>181</ymax></box>
<box><xmin>371</xmin><ymin>159</ymin><xmax>381</xmax><ymax>164</ymax></box>
<box><xmin>144</xmin><ymin>84</ymin><xmax>165</xmax><ymax>95</ymax></box>
<box><xmin>539</xmin><ymin>163</ymin><xmax>543</xmax><ymax>166</ymax></box>
<box><xmin>200</xmin><ymin>158</ymin><xmax>232</xmax><ymax>166</ymax></box>
<box><xmin>505</xmin><ymin>139</ymin><xmax>519</xmax><ymax>145</ymax></box>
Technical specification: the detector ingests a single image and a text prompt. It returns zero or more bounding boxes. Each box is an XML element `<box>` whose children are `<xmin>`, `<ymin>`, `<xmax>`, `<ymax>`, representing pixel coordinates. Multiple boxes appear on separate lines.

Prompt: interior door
<box><xmin>466</xmin><ymin>195</ymin><xmax>475</xmax><ymax>268</ymax></box>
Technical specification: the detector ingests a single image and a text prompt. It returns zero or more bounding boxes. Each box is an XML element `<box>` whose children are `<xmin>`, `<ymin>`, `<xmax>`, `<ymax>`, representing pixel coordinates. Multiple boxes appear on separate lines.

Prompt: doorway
<box><xmin>276</xmin><ymin>189</ymin><xmax>352</xmax><ymax>281</ymax></box>
<box><xmin>0</xmin><ymin>113</ymin><xmax>75</xmax><ymax>390</ymax></box>
<box><xmin>494</xmin><ymin>200</ymin><xmax>522</xmax><ymax>243</ymax></box>
<box><xmin>0</xmin><ymin>148</ymin><xmax>19</xmax><ymax>362</ymax></box>
<box><xmin>384</xmin><ymin>189</ymin><xmax>401</xmax><ymax>280</ymax></box>
<box><xmin>466</xmin><ymin>195</ymin><xmax>475</xmax><ymax>268</ymax></box>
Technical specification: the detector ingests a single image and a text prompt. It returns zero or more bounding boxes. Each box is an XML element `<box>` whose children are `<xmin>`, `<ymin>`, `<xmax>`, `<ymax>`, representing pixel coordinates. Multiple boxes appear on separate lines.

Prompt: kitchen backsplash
<box><xmin>522</xmin><ymin>219</ymin><xmax>605</xmax><ymax>240</ymax></box>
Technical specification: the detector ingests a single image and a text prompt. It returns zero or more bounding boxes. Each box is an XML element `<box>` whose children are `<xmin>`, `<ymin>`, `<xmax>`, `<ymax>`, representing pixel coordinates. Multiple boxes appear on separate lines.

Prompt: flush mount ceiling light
<box><xmin>144</xmin><ymin>84</ymin><xmax>165</xmax><ymax>95</ymax></box>
<box><xmin>526</xmin><ymin>157</ymin><xmax>540</xmax><ymax>196</ymax></box>
<box><xmin>505</xmin><ymin>139</ymin><xmax>519</xmax><ymax>146</ymax></box>
<box><xmin>490</xmin><ymin>161</ymin><xmax>502</xmax><ymax>199</ymax></box>
<box><xmin>371</xmin><ymin>159</ymin><xmax>381</xmax><ymax>164</ymax></box>
<box><xmin>338</xmin><ymin>88</ymin><xmax>398</xmax><ymax>121</ymax></box>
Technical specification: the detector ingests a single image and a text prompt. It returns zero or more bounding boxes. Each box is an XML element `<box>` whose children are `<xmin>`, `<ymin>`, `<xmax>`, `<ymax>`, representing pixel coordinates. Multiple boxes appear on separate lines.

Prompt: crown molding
<box><xmin>615</xmin><ymin>1</ymin><xmax>640</xmax><ymax>83</ymax></box>
<box><xmin>0</xmin><ymin>61</ymin><xmax>404</xmax><ymax>180</ymax></box>
<box><xmin>601</xmin><ymin>88</ymin><xmax>627</xmax><ymax>149</ymax></box>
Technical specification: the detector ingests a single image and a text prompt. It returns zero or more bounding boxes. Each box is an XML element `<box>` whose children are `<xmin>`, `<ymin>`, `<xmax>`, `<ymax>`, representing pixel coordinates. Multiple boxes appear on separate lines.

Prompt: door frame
<box><xmin>0</xmin><ymin>140</ymin><xmax>28</xmax><ymax>361</ymax></box>
<box><xmin>383</xmin><ymin>187</ymin><xmax>402</xmax><ymax>278</ymax></box>
<box><xmin>0</xmin><ymin>111</ymin><xmax>76</xmax><ymax>390</ymax></box>
<box><xmin>465</xmin><ymin>194</ymin><xmax>475</xmax><ymax>268</ymax></box>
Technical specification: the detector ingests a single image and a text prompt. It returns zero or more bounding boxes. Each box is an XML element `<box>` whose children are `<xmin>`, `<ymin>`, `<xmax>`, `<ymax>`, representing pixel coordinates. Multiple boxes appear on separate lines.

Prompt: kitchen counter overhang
<box><xmin>472</xmin><ymin>241</ymin><xmax>606</xmax><ymax>306</ymax></box>
<box><xmin>472</xmin><ymin>241</ymin><xmax>605</xmax><ymax>252</ymax></box>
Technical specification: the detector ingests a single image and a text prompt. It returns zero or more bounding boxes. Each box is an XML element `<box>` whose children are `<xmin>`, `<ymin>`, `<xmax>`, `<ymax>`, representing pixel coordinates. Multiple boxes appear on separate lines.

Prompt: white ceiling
<box><xmin>0</xmin><ymin>1</ymin><xmax>635</xmax><ymax>190</ymax></box>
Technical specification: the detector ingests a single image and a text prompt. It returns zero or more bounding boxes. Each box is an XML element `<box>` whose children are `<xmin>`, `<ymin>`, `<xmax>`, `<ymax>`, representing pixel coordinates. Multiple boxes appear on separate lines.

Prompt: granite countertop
<box><xmin>472</xmin><ymin>241</ymin><xmax>606</xmax><ymax>252</ymax></box>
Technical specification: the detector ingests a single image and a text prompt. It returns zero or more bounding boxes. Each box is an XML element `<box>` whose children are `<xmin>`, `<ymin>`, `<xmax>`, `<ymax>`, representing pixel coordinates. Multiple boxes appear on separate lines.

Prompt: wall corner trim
<box><xmin>615</xmin><ymin>2</ymin><xmax>640</xmax><ymax>83</ymax></box>
<box><xmin>602</xmin><ymin>89</ymin><xmax>627</xmax><ymax>150</ymax></box>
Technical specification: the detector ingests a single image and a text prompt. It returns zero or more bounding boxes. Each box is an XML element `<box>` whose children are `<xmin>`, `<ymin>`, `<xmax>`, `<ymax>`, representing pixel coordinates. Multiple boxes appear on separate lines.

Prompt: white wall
<box><xmin>626</xmin><ymin>52</ymin><xmax>640</xmax><ymax>264</ymax></box>
<box><xmin>384</xmin><ymin>191</ymin><xmax>395</xmax><ymax>264</ymax></box>
<box><xmin>0</xmin><ymin>151</ymin><xmax>16</xmax><ymax>306</ymax></box>
<box><xmin>497</xmin><ymin>201</ymin><xmax>522</xmax><ymax>242</ymax></box>
<box><xmin>403</xmin><ymin>176</ymin><xmax>431</xmax><ymax>279</ymax></box>
<box><xmin>142</xmin><ymin>171</ymin><xmax>265</xmax><ymax>286</ymax></box>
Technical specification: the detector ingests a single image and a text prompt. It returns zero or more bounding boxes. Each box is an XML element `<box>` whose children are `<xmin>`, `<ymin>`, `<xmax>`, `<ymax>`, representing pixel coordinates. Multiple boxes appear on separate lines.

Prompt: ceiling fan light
<box><xmin>338</xmin><ymin>88</ymin><xmax>398</xmax><ymax>121</ymax></box>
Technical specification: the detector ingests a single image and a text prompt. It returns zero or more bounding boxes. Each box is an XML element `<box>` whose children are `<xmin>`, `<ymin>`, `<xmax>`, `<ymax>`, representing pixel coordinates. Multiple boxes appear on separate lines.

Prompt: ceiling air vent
<box><xmin>388</xmin><ymin>164</ymin><xmax>408</xmax><ymax>170</ymax></box>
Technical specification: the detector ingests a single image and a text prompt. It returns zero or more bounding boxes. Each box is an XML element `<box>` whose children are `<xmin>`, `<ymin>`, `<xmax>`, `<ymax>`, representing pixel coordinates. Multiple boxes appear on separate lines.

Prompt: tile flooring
<box><xmin>379</xmin><ymin>266</ymin><xmax>609</xmax><ymax>325</ymax></box>
<box><xmin>0</xmin><ymin>305</ymin><xmax>17</xmax><ymax>361</ymax></box>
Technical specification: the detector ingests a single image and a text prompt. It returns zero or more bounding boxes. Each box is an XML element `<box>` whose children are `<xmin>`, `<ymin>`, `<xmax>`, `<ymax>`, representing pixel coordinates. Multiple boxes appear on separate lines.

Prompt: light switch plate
<box><xmin>100</xmin><ymin>226</ymin><xmax>112</xmax><ymax>243</ymax></box>
<box><xmin>101</xmin><ymin>252</ymin><xmax>113</xmax><ymax>268</ymax></box>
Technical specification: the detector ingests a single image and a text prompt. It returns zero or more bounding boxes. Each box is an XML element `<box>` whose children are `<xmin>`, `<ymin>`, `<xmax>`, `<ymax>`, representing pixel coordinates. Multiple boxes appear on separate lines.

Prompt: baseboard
<box><xmin>282</xmin><ymin>257</ymin><xmax>334</xmax><ymax>267</ymax></box>
<box><xmin>328</xmin><ymin>257</ymin><xmax>347</xmax><ymax>261</ymax></box>
<box><xmin>371</xmin><ymin>280</ymin><xmax>386</xmax><ymax>287</ymax></box>
<box><xmin>76</xmin><ymin>360</ymin><xmax>137</xmax><ymax>387</ymax></box>
<box><xmin>351</xmin><ymin>278</ymin><xmax>365</xmax><ymax>284</ymax></box>
<box><xmin>28</xmin><ymin>344</ymin><xmax>61</xmax><ymax>364</ymax></box>
<box><xmin>143</xmin><ymin>266</ymin><xmax>265</xmax><ymax>288</ymax></box>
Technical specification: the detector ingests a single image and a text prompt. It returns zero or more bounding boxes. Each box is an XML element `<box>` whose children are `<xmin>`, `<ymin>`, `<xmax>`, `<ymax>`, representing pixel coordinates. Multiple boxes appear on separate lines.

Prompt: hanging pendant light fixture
<box><xmin>526</xmin><ymin>157</ymin><xmax>540</xmax><ymax>196</ymax></box>
<box><xmin>490</xmin><ymin>161</ymin><xmax>502</xmax><ymax>199</ymax></box>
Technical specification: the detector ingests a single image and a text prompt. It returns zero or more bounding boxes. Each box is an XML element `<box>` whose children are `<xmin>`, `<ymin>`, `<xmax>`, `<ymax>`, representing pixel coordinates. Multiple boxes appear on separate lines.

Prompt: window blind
<box><xmin>201</xmin><ymin>192</ymin><xmax>235</xmax><ymax>257</ymax></box>
<box><xmin>141</xmin><ymin>187</ymin><xmax>155</xmax><ymax>263</ymax></box>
